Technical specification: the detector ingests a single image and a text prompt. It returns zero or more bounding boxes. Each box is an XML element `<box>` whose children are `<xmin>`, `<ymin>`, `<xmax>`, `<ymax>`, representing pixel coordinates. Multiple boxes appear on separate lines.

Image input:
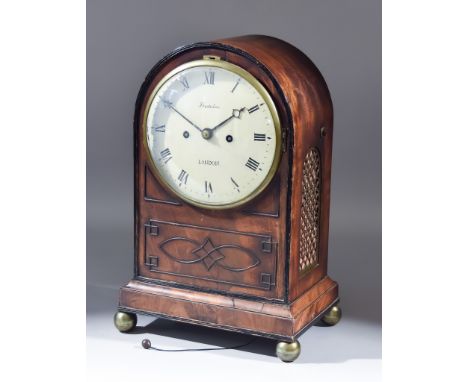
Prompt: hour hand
<box><xmin>210</xmin><ymin>107</ymin><xmax>246</xmax><ymax>132</ymax></box>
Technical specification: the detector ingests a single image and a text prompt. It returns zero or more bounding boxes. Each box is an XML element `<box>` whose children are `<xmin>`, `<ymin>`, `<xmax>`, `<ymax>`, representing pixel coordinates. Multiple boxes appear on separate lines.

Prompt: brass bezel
<box><xmin>142</xmin><ymin>58</ymin><xmax>282</xmax><ymax>210</ymax></box>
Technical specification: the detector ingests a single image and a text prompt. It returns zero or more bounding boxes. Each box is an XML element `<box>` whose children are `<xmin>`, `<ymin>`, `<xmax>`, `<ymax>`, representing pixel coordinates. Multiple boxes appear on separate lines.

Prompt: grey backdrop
<box><xmin>87</xmin><ymin>0</ymin><xmax>381</xmax><ymax>328</ymax></box>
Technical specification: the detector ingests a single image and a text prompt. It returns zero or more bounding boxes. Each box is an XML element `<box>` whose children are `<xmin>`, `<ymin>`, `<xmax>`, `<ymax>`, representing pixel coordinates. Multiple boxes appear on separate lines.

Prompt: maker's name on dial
<box><xmin>199</xmin><ymin>101</ymin><xmax>220</xmax><ymax>109</ymax></box>
<box><xmin>198</xmin><ymin>159</ymin><xmax>220</xmax><ymax>166</ymax></box>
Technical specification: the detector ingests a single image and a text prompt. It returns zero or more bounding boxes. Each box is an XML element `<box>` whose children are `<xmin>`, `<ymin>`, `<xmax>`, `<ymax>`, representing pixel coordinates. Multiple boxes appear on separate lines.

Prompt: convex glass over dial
<box><xmin>144</xmin><ymin>59</ymin><xmax>281</xmax><ymax>209</ymax></box>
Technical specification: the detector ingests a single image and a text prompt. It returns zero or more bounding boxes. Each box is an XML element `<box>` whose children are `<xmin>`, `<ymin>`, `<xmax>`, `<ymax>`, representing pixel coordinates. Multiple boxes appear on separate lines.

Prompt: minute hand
<box><xmin>170</xmin><ymin>105</ymin><xmax>203</xmax><ymax>132</ymax></box>
<box><xmin>210</xmin><ymin>107</ymin><xmax>246</xmax><ymax>132</ymax></box>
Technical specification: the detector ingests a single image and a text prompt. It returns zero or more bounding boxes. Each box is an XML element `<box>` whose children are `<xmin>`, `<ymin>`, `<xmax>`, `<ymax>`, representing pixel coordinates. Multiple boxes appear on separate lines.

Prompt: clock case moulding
<box><xmin>116</xmin><ymin>35</ymin><xmax>340</xmax><ymax>347</ymax></box>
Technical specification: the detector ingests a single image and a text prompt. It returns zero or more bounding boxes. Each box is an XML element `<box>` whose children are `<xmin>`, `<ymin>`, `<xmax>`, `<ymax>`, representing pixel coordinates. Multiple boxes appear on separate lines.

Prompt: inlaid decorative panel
<box><xmin>142</xmin><ymin>219</ymin><xmax>278</xmax><ymax>293</ymax></box>
<box><xmin>299</xmin><ymin>147</ymin><xmax>321</xmax><ymax>273</ymax></box>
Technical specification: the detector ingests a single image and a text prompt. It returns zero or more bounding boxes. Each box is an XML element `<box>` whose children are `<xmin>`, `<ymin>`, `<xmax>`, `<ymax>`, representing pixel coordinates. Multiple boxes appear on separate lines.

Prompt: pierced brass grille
<box><xmin>299</xmin><ymin>147</ymin><xmax>321</xmax><ymax>273</ymax></box>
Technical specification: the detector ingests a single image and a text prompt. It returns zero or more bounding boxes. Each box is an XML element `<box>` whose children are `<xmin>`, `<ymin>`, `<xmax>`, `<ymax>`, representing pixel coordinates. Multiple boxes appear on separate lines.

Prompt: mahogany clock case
<box><xmin>117</xmin><ymin>35</ymin><xmax>340</xmax><ymax>342</ymax></box>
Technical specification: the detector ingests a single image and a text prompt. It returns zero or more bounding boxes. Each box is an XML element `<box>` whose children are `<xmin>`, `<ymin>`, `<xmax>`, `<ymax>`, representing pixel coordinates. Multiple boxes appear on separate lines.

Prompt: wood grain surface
<box><xmin>118</xmin><ymin>35</ymin><xmax>338</xmax><ymax>340</ymax></box>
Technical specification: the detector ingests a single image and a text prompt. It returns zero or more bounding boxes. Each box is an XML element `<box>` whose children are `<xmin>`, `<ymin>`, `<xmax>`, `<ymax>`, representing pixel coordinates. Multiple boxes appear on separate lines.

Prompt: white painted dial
<box><xmin>145</xmin><ymin>60</ymin><xmax>281</xmax><ymax>209</ymax></box>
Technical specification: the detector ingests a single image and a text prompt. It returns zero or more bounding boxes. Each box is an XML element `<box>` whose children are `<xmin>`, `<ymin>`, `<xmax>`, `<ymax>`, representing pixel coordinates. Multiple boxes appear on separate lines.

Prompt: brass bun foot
<box><xmin>276</xmin><ymin>340</ymin><xmax>301</xmax><ymax>362</ymax></box>
<box><xmin>114</xmin><ymin>311</ymin><xmax>137</xmax><ymax>332</ymax></box>
<box><xmin>321</xmin><ymin>304</ymin><xmax>342</xmax><ymax>326</ymax></box>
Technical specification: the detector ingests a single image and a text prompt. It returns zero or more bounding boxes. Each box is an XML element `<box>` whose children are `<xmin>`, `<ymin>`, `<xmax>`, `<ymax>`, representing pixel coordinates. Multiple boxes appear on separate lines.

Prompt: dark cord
<box><xmin>141</xmin><ymin>338</ymin><xmax>256</xmax><ymax>352</ymax></box>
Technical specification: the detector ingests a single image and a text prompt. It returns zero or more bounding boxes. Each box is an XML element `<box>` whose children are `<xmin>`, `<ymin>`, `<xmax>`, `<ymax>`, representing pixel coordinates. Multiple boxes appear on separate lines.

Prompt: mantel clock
<box><xmin>114</xmin><ymin>35</ymin><xmax>341</xmax><ymax>362</ymax></box>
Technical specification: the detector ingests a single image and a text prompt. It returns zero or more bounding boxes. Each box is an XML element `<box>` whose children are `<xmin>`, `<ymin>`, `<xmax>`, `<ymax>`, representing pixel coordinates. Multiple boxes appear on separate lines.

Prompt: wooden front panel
<box><xmin>140</xmin><ymin>219</ymin><xmax>277</xmax><ymax>292</ymax></box>
<box><xmin>134</xmin><ymin>45</ymin><xmax>290</xmax><ymax>301</ymax></box>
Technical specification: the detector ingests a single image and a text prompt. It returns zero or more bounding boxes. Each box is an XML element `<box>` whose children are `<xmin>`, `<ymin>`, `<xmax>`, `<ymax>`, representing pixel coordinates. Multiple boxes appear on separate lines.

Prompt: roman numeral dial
<box><xmin>179</xmin><ymin>76</ymin><xmax>190</xmax><ymax>90</ymax></box>
<box><xmin>245</xmin><ymin>157</ymin><xmax>260</xmax><ymax>171</ymax></box>
<box><xmin>231</xmin><ymin>78</ymin><xmax>240</xmax><ymax>93</ymax></box>
<box><xmin>231</xmin><ymin>177</ymin><xmax>240</xmax><ymax>192</ymax></box>
<box><xmin>248</xmin><ymin>104</ymin><xmax>260</xmax><ymax>114</ymax></box>
<box><xmin>145</xmin><ymin>63</ymin><xmax>280</xmax><ymax>208</ymax></box>
<box><xmin>205</xmin><ymin>181</ymin><xmax>213</xmax><ymax>194</ymax></box>
<box><xmin>204</xmin><ymin>71</ymin><xmax>215</xmax><ymax>85</ymax></box>
<box><xmin>153</xmin><ymin>125</ymin><xmax>165</xmax><ymax>133</ymax></box>
<box><xmin>177</xmin><ymin>169</ymin><xmax>189</xmax><ymax>186</ymax></box>
<box><xmin>160</xmin><ymin>148</ymin><xmax>172</xmax><ymax>164</ymax></box>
